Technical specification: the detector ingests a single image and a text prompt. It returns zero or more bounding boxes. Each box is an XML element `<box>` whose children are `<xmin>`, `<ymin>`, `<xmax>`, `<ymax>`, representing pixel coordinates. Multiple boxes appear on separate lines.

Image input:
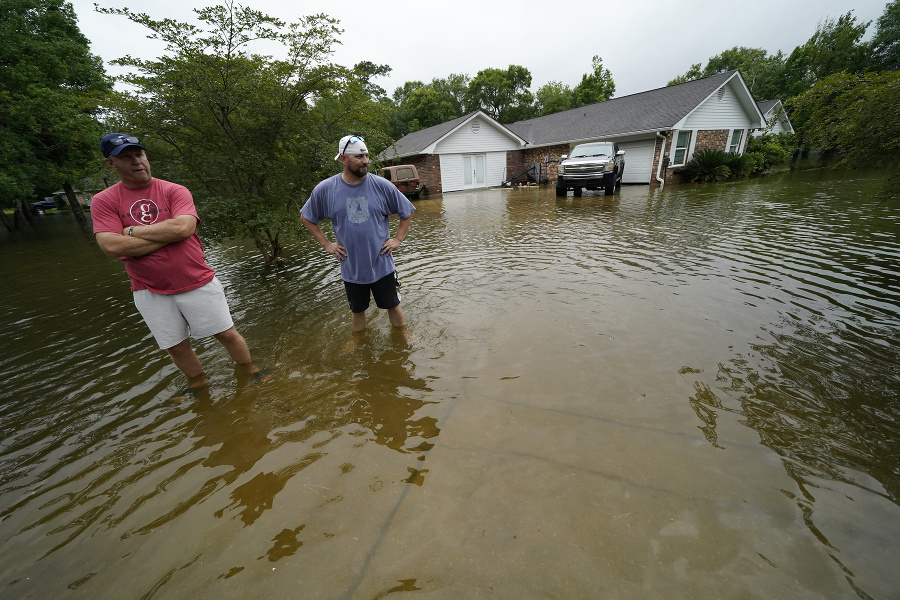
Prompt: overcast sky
<box><xmin>70</xmin><ymin>0</ymin><xmax>890</xmax><ymax>101</ymax></box>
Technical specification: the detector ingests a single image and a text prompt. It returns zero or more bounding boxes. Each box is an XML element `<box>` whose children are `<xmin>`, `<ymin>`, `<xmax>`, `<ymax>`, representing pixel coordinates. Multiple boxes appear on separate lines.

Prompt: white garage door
<box><xmin>618</xmin><ymin>139</ymin><xmax>656</xmax><ymax>184</ymax></box>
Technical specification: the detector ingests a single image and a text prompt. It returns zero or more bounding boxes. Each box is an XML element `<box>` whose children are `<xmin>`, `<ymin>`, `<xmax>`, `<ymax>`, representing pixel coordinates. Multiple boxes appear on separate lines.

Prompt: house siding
<box><xmin>439</xmin><ymin>154</ymin><xmax>464</xmax><ymax>192</ymax></box>
<box><xmin>683</xmin><ymin>83</ymin><xmax>757</xmax><ymax>131</ymax></box>
<box><xmin>434</xmin><ymin>118</ymin><xmax>517</xmax><ymax>154</ymax></box>
<box><xmin>486</xmin><ymin>152</ymin><xmax>506</xmax><ymax>187</ymax></box>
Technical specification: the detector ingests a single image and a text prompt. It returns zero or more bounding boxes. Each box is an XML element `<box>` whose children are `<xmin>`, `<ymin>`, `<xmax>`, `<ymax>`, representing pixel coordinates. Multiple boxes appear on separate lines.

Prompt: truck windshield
<box><xmin>570</xmin><ymin>143</ymin><xmax>613</xmax><ymax>158</ymax></box>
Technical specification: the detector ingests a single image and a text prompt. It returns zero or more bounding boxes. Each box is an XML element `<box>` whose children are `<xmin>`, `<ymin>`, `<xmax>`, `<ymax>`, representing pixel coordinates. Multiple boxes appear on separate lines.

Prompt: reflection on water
<box><xmin>1</xmin><ymin>168</ymin><xmax>899</xmax><ymax>598</ymax></box>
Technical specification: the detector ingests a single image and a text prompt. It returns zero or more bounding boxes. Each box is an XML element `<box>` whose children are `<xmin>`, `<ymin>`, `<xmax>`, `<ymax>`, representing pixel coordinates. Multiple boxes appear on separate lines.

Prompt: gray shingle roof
<box><xmin>381</xmin><ymin>113</ymin><xmax>478</xmax><ymax>160</ymax></box>
<box><xmin>382</xmin><ymin>71</ymin><xmax>742</xmax><ymax>158</ymax></box>
<box><xmin>756</xmin><ymin>100</ymin><xmax>780</xmax><ymax>115</ymax></box>
<box><xmin>507</xmin><ymin>71</ymin><xmax>738</xmax><ymax>147</ymax></box>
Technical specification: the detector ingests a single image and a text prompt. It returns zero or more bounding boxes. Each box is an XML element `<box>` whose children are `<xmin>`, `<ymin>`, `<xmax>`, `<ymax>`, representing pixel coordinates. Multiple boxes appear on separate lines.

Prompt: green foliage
<box><xmin>724</xmin><ymin>152</ymin><xmax>757</xmax><ymax>178</ymax></box>
<box><xmin>781</xmin><ymin>12</ymin><xmax>871</xmax><ymax>99</ymax></box>
<box><xmin>746</xmin><ymin>134</ymin><xmax>791</xmax><ymax>172</ymax></box>
<box><xmin>572</xmin><ymin>56</ymin><xmax>615</xmax><ymax>107</ymax></box>
<box><xmin>98</xmin><ymin>1</ymin><xmax>383</xmax><ymax>263</ymax></box>
<box><xmin>353</xmin><ymin>61</ymin><xmax>392</xmax><ymax>100</ymax></box>
<box><xmin>0</xmin><ymin>0</ymin><xmax>111</xmax><ymax>210</ymax></box>
<box><xmin>388</xmin><ymin>75</ymin><xmax>469</xmax><ymax>137</ymax></box>
<box><xmin>669</xmin><ymin>48</ymin><xmax>786</xmax><ymax>101</ymax></box>
<box><xmin>679</xmin><ymin>149</ymin><xmax>731</xmax><ymax>182</ymax></box>
<box><xmin>871</xmin><ymin>0</ymin><xmax>900</xmax><ymax>70</ymax></box>
<box><xmin>668</xmin><ymin>63</ymin><xmax>702</xmax><ymax>86</ymax></box>
<box><xmin>787</xmin><ymin>71</ymin><xmax>900</xmax><ymax>169</ymax></box>
<box><xmin>535</xmin><ymin>81</ymin><xmax>573</xmax><ymax>116</ymax></box>
<box><xmin>465</xmin><ymin>65</ymin><xmax>536</xmax><ymax>123</ymax></box>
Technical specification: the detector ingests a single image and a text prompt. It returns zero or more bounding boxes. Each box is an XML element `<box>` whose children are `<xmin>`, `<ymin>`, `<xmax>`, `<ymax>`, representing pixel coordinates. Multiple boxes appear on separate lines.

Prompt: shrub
<box><xmin>725</xmin><ymin>152</ymin><xmax>757</xmax><ymax>178</ymax></box>
<box><xmin>681</xmin><ymin>149</ymin><xmax>732</xmax><ymax>182</ymax></box>
<box><xmin>747</xmin><ymin>134</ymin><xmax>791</xmax><ymax>171</ymax></box>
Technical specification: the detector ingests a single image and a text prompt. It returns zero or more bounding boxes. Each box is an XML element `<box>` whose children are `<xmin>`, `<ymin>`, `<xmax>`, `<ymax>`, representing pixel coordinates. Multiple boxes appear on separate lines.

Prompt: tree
<box><xmin>466</xmin><ymin>65</ymin><xmax>536</xmax><ymax>123</ymax></box>
<box><xmin>97</xmin><ymin>1</ymin><xmax>371</xmax><ymax>263</ymax></box>
<box><xmin>780</xmin><ymin>12</ymin><xmax>871</xmax><ymax>98</ymax></box>
<box><xmin>353</xmin><ymin>60</ymin><xmax>392</xmax><ymax>100</ymax></box>
<box><xmin>0</xmin><ymin>0</ymin><xmax>111</xmax><ymax>230</ymax></box>
<box><xmin>871</xmin><ymin>0</ymin><xmax>900</xmax><ymax>70</ymax></box>
<box><xmin>787</xmin><ymin>71</ymin><xmax>900</xmax><ymax>168</ymax></box>
<box><xmin>667</xmin><ymin>47</ymin><xmax>785</xmax><ymax>100</ymax></box>
<box><xmin>668</xmin><ymin>63</ymin><xmax>703</xmax><ymax>86</ymax></box>
<box><xmin>389</xmin><ymin>74</ymin><xmax>469</xmax><ymax>137</ymax></box>
<box><xmin>535</xmin><ymin>81</ymin><xmax>573</xmax><ymax>116</ymax></box>
<box><xmin>572</xmin><ymin>56</ymin><xmax>615</xmax><ymax>107</ymax></box>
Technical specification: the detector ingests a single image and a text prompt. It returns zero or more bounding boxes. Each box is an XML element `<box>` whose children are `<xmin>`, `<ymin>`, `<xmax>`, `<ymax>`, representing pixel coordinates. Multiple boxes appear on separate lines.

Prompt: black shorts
<box><xmin>344</xmin><ymin>272</ymin><xmax>400</xmax><ymax>313</ymax></box>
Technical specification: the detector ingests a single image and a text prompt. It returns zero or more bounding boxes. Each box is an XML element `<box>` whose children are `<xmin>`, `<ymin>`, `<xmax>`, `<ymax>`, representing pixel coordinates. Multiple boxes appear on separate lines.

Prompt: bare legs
<box><xmin>166</xmin><ymin>326</ymin><xmax>259</xmax><ymax>386</ymax></box>
<box><xmin>350</xmin><ymin>305</ymin><xmax>406</xmax><ymax>332</ymax></box>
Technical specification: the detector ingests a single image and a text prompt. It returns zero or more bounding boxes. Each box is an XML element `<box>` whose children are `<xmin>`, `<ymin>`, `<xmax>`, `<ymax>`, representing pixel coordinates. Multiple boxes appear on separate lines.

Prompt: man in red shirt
<box><xmin>91</xmin><ymin>133</ymin><xmax>262</xmax><ymax>390</ymax></box>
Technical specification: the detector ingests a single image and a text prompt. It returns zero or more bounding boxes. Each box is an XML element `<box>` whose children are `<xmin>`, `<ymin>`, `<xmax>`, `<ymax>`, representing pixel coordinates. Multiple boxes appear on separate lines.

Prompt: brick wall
<box><xmin>694</xmin><ymin>130</ymin><xmax>729</xmax><ymax>153</ymax></box>
<box><xmin>524</xmin><ymin>144</ymin><xmax>569</xmax><ymax>182</ymax></box>
<box><xmin>505</xmin><ymin>149</ymin><xmax>526</xmax><ymax>182</ymax></box>
<box><xmin>651</xmin><ymin>134</ymin><xmax>670</xmax><ymax>185</ymax></box>
<box><xmin>399</xmin><ymin>155</ymin><xmax>442</xmax><ymax>194</ymax></box>
<box><xmin>505</xmin><ymin>145</ymin><xmax>570</xmax><ymax>183</ymax></box>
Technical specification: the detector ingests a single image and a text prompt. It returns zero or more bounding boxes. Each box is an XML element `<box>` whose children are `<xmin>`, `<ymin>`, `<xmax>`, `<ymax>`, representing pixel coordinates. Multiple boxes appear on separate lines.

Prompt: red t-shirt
<box><xmin>91</xmin><ymin>178</ymin><xmax>215</xmax><ymax>294</ymax></box>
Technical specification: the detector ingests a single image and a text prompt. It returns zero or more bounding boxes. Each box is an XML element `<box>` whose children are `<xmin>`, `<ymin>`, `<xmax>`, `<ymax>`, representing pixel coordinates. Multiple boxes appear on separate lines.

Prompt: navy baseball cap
<box><xmin>101</xmin><ymin>133</ymin><xmax>146</xmax><ymax>158</ymax></box>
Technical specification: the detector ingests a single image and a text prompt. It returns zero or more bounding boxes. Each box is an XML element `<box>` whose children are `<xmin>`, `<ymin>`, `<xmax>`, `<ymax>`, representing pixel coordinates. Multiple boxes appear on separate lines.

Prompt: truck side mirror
<box><xmin>560</xmin><ymin>155</ymin><xmax>568</xmax><ymax>161</ymax></box>
<box><xmin>617</xmin><ymin>150</ymin><xmax>625</xmax><ymax>156</ymax></box>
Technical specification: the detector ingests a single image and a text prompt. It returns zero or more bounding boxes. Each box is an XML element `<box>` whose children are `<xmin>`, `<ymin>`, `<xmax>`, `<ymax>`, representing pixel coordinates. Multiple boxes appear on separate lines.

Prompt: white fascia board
<box><xmin>422</xmin><ymin>111</ymin><xmax>528</xmax><ymax>154</ymax></box>
<box><xmin>673</xmin><ymin>71</ymin><xmax>766</xmax><ymax>130</ymax></box>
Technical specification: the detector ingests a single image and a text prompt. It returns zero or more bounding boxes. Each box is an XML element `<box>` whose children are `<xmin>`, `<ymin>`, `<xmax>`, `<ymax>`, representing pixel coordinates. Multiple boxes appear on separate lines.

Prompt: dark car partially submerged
<box><xmin>379</xmin><ymin>165</ymin><xmax>421</xmax><ymax>200</ymax></box>
<box><xmin>30</xmin><ymin>198</ymin><xmax>58</xmax><ymax>212</ymax></box>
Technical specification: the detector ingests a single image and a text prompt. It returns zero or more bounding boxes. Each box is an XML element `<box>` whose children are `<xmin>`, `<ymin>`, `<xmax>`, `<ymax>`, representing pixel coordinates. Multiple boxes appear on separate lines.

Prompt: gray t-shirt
<box><xmin>301</xmin><ymin>174</ymin><xmax>415</xmax><ymax>284</ymax></box>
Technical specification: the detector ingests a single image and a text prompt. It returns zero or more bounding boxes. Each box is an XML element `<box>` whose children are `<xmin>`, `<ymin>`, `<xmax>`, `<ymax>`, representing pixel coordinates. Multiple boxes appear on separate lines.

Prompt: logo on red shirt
<box><xmin>130</xmin><ymin>199</ymin><xmax>160</xmax><ymax>224</ymax></box>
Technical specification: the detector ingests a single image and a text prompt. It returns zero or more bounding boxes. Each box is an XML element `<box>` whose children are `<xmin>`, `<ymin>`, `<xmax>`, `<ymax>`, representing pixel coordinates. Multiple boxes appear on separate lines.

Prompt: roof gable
<box><xmin>756</xmin><ymin>99</ymin><xmax>795</xmax><ymax>134</ymax></box>
<box><xmin>381</xmin><ymin>111</ymin><xmax>526</xmax><ymax>160</ymax></box>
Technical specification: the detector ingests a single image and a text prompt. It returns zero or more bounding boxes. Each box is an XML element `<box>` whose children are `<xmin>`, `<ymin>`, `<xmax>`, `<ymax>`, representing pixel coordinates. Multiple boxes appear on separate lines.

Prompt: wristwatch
<box><xmin>127</xmin><ymin>225</ymin><xmax>135</xmax><ymax>236</ymax></box>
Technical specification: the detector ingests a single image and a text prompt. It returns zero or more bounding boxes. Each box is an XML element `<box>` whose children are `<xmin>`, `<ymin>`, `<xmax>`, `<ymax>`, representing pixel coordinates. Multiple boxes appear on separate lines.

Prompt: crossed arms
<box><xmin>96</xmin><ymin>215</ymin><xmax>198</xmax><ymax>258</ymax></box>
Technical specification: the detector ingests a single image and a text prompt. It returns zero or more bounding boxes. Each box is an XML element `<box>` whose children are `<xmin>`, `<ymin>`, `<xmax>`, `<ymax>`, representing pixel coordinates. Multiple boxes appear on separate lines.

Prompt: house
<box><xmin>380</xmin><ymin>112</ymin><xmax>527</xmax><ymax>194</ymax></box>
<box><xmin>52</xmin><ymin>188</ymin><xmax>93</xmax><ymax>206</ymax></box>
<box><xmin>753</xmin><ymin>100</ymin><xmax>795</xmax><ymax>137</ymax></box>
<box><xmin>380</xmin><ymin>70</ymin><xmax>767</xmax><ymax>193</ymax></box>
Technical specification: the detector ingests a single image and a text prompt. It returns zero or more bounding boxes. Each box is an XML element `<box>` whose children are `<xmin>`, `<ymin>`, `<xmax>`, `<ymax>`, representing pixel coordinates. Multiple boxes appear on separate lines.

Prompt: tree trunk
<box><xmin>62</xmin><ymin>182</ymin><xmax>88</xmax><ymax>227</ymax></box>
<box><xmin>0</xmin><ymin>208</ymin><xmax>16</xmax><ymax>232</ymax></box>
<box><xmin>18</xmin><ymin>197</ymin><xmax>34</xmax><ymax>224</ymax></box>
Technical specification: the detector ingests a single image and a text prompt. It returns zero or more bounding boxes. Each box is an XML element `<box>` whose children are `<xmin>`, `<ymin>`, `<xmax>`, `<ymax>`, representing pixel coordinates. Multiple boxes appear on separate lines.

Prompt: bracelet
<box><xmin>127</xmin><ymin>225</ymin><xmax>135</xmax><ymax>237</ymax></box>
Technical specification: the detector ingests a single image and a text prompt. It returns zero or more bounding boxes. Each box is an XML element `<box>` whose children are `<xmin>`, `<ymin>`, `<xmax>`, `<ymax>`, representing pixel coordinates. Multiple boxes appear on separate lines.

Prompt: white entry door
<box><xmin>463</xmin><ymin>154</ymin><xmax>486</xmax><ymax>189</ymax></box>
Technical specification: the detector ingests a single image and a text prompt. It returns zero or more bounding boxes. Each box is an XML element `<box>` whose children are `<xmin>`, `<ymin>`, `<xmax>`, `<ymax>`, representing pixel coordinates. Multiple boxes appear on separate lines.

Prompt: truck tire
<box><xmin>605</xmin><ymin>181</ymin><xmax>614</xmax><ymax>195</ymax></box>
<box><xmin>573</xmin><ymin>187</ymin><xmax>582</xmax><ymax>197</ymax></box>
<box><xmin>555</xmin><ymin>186</ymin><xmax>566</xmax><ymax>197</ymax></box>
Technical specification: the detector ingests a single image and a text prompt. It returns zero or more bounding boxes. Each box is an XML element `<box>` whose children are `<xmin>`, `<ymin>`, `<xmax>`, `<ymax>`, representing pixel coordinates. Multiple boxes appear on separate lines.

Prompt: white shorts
<box><xmin>133</xmin><ymin>276</ymin><xmax>235</xmax><ymax>349</ymax></box>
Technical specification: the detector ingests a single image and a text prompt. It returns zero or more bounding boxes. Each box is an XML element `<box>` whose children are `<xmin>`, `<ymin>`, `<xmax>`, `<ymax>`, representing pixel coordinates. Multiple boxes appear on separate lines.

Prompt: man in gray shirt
<box><xmin>300</xmin><ymin>135</ymin><xmax>415</xmax><ymax>332</ymax></box>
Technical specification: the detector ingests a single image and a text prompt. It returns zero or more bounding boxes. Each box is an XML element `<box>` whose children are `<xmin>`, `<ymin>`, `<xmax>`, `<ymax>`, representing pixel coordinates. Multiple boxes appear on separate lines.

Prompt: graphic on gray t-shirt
<box><xmin>347</xmin><ymin>196</ymin><xmax>369</xmax><ymax>224</ymax></box>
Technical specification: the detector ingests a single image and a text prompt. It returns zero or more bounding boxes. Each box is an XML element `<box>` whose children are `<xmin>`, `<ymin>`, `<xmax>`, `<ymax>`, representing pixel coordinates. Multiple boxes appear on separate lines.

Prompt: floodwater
<box><xmin>2</xmin><ymin>169</ymin><xmax>899</xmax><ymax>599</ymax></box>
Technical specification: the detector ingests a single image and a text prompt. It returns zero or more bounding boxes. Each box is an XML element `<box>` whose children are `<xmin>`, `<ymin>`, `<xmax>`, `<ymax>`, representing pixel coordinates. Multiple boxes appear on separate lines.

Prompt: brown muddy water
<box><xmin>2</xmin><ymin>169</ymin><xmax>899</xmax><ymax>599</ymax></box>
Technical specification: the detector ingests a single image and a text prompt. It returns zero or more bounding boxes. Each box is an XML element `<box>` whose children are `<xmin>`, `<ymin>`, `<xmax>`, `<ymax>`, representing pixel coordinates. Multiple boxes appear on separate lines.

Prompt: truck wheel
<box><xmin>573</xmin><ymin>187</ymin><xmax>582</xmax><ymax>197</ymax></box>
<box><xmin>555</xmin><ymin>186</ymin><xmax>566</xmax><ymax>197</ymax></box>
<box><xmin>411</xmin><ymin>191</ymin><xmax>420</xmax><ymax>200</ymax></box>
<box><xmin>605</xmin><ymin>180</ymin><xmax>615</xmax><ymax>195</ymax></box>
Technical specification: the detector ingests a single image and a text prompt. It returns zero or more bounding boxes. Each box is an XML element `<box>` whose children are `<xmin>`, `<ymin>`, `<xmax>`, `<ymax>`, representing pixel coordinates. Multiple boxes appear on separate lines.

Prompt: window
<box><xmin>672</xmin><ymin>130</ymin><xmax>692</xmax><ymax>166</ymax></box>
<box><xmin>396</xmin><ymin>168</ymin><xmax>415</xmax><ymax>179</ymax></box>
<box><xmin>728</xmin><ymin>129</ymin><xmax>744</xmax><ymax>154</ymax></box>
